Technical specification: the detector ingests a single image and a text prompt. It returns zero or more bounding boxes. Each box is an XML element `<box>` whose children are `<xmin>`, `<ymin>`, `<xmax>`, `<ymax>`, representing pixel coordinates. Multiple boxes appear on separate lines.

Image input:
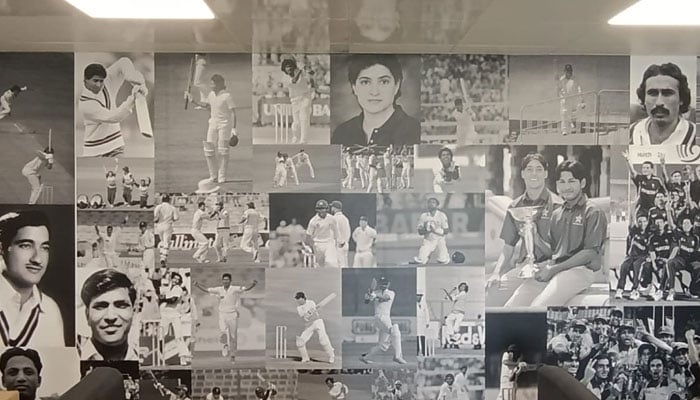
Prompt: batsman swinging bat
<box><xmin>316</xmin><ymin>292</ymin><xmax>337</xmax><ymax>309</ymax></box>
<box><xmin>135</xmin><ymin>94</ymin><xmax>153</xmax><ymax>138</ymax></box>
<box><xmin>185</xmin><ymin>55</ymin><xmax>195</xmax><ymax>110</ymax></box>
<box><xmin>256</xmin><ymin>371</ymin><xmax>267</xmax><ymax>384</ymax></box>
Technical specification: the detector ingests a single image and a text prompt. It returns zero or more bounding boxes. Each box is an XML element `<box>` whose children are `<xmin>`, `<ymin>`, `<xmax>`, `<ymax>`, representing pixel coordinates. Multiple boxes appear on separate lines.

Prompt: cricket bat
<box><xmin>370</xmin><ymin>277</ymin><xmax>377</xmax><ymax>292</ymax></box>
<box><xmin>48</xmin><ymin>128</ymin><xmax>52</xmax><ymax>149</ymax></box>
<box><xmin>185</xmin><ymin>55</ymin><xmax>195</xmax><ymax>110</ymax></box>
<box><xmin>459</xmin><ymin>78</ymin><xmax>468</xmax><ymax>100</ymax></box>
<box><xmin>256</xmin><ymin>371</ymin><xmax>266</xmax><ymax>384</ymax></box>
<box><xmin>135</xmin><ymin>94</ymin><xmax>153</xmax><ymax>138</ymax></box>
<box><xmin>316</xmin><ymin>292</ymin><xmax>337</xmax><ymax>309</ymax></box>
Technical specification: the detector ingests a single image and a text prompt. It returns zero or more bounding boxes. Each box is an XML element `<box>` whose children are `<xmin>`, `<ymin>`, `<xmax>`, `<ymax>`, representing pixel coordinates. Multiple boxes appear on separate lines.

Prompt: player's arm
<box><xmin>376</xmin><ymin>290</ymin><xmax>393</xmax><ymax>302</ymax></box>
<box><xmin>621</xmin><ymin>150</ymin><xmax>638</xmax><ymax>179</ymax></box>
<box><xmin>108</xmin><ymin>57</ymin><xmax>146</xmax><ymax>87</ymax></box>
<box><xmin>186</xmin><ymin>92</ymin><xmax>210</xmax><ymax>109</ymax></box>
<box><xmin>543</xmin><ymin>207</ymin><xmax>606</xmax><ymax>275</ymax></box>
<box><xmin>686</xmin><ymin>329</ymin><xmax>699</xmax><ymax>365</ymax></box>
<box><xmin>79</xmin><ymin>96</ymin><xmax>135</xmax><ymax>123</ymax></box>
<box><xmin>193</xmin><ymin>281</ymin><xmax>210</xmax><ymax>293</ymax></box>
<box><xmin>161</xmin><ymin>286</ymin><xmax>182</xmax><ymax>304</ymax></box>
<box><xmin>243</xmin><ymin>280</ymin><xmax>258</xmax><ymax>292</ymax></box>
<box><xmin>226</xmin><ymin>94</ymin><xmax>237</xmax><ymax>129</ymax></box>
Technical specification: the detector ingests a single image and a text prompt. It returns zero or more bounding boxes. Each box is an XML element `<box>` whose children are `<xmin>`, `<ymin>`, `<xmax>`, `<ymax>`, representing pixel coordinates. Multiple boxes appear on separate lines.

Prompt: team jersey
<box><xmin>666</xmin><ymin>181</ymin><xmax>686</xmax><ymax>204</ymax></box>
<box><xmin>161</xmin><ymin>285</ymin><xmax>183</xmax><ymax>312</ymax></box>
<box><xmin>647</xmin><ymin>206</ymin><xmax>668</xmax><ymax>225</ymax></box>
<box><xmin>296</xmin><ymin>299</ymin><xmax>320</xmax><ymax>325</ymax></box>
<box><xmin>633</xmin><ymin>175</ymin><xmax>666</xmax><ymax>212</ymax></box>
<box><xmin>215</xmin><ymin>209</ymin><xmax>230</xmax><ymax>229</ymax></box>
<box><xmin>297</xmin><ymin>152</ymin><xmax>310</xmax><ymax>163</ymax></box>
<box><xmin>417</xmin><ymin>210</ymin><xmax>449</xmax><ymax>238</ymax></box>
<box><xmin>287</xmin><ymin>69</ymin><xmax>312</xmax><ymax>99</ymax></box>
<box><xmin>558</xmin><ymin>76</ymin><xmax>581</xmax><ymax>97</ymax></box>
<box><xmin>306</xmin><ymin>214</ymin><xmax>339</xmax><ymax>243</ymax></box>
<box><xmin>626</xmin><ymin>225</ymin><xmax>649</xmax><ymax>257</ymax></box>
<box><xmin>451</xmin><ymin>291</ymin><xmax>469</xmax><ymax>313</ymax></box>
<box><xmin>192</xmin><ymin>209</ymin><xmax>206</xmax><ymax>231</ymax></box>
<box><xmin>205</xmin><ymin>90</ymin><xmax>235</xmax><ymax>125</ymax></box>
<box><xmin>452</xmin><ymin>108</ymin><xmax>476</xmax><ymax>144</ymax></box>
<box><xmin>333</xmin><ymin>212</ymin><xmax>351</xmax><ymax>244</ymax></box>
<box><xmin>631</xmin><ymin>116</ymin><xmax>697</xmax><ymax>146</ymax></box>
<box><xmin>207</xmin><ymin>285</ymin><xmax>245</xmax><ymax>313</ymax></box>
<box><xmin>106</xmin><ymin>174</ymin><xmax>117</xmax><ymax>189</ymax></box>
<box><xmin>352</xmin><ymin>226</ymin><xmax>377</xmax><ymax>252</ymax></box>
<box><xmin>103</xmin><ymin>228</ymin><xmax>121</xmax><ymax>254</ymax></box>
<box><xmin>673</xmin><ymin>229</ymin><xmax>700</xmax><ymax>260</ymax></box>
<box><xmin>139</xmin><ymin>230</ymin><xmax>155</xmax><ymax>249</ymax></box>
<box><xmin>548</xmin><ymin>194</ymin><xmax>607</xmax><ymax>269</ymax></box>
<box><xmin>243</xmin><ymin>208</ymin><xmax>261</xmax><ymax>231</ymax></box>
<box><xmin>437</xmin><ymin>382</ymin><xmax>460</xmax><ymax>400</ymax></box>
<box><xmin>154</xmin><ymin>202</ymin><xmax>179</xmax><ymax>224</ymax></box>
<box><xmin>372</xmin><ymin>289</ymin><xmax>395</xmax><ymax>318</ymax></box>
<box><xmin>648</xmin><ymin>228</ymin><xmax>674</xmax><ymax>259</ymax></box>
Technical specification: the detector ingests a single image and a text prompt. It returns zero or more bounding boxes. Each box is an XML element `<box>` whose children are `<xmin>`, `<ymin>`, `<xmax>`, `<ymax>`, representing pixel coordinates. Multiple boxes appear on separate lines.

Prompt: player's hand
<box><xmin>485</xmin><ymin>273</ymin><xmax>502</xmax><ymax>290</ymax></box>
<box><xmin>184</xmin><ymin>91</ymin><xmax>192</xmax><ymax>101</ymax></box>
<box><xmin>686</xmin><ymin>329</ymin><xmax>696</xmax><ymax>341</ymax></box>
<box><xmin>534</xmin><ymin>265</ymin><xmax>555</xmax><ymax>282</ymax></box>
<box><xmin>622</xmin><ymin>149</ymin><xmax>629</xmax><ymax>161</ymax></box>
<box><xmin>659</xmin><ymin>153</ymin><xmax>665</xmax><ymax>164</ymax></box>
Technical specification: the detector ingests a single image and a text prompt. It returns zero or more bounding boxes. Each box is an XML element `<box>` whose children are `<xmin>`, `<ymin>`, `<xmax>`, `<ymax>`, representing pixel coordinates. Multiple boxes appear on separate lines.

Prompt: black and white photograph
<box><xmin>341</xmin><ymin>268</ymin><xmax>417</xmax><ymax>369</ymax></box>
<box><xmin>0</xmin><ymin>347</ymin><xmax>80</xmax><ymax>399</ymax></box>
<box><xmin>155</xmin><ymin>53</ymin><xmax>253</xmax><ymax>194</ymax></box>
<box><xmin>341</xmin><ymin>144</ymin><xmax>415</xmax><ymax>193</ymax></box>
<box><xmin>421</xmin><ymin>54</ymin><xmax>508</xmax><ymax>145</ymax></box>
<box><xmin>265</xmin><ymin>269</ymin><xmax>341</xmax><ymax>369</ymax></box>
<box><xmin>610</xmin><ymin>146</ymin><xmax>700</xmax><ymax>303</ymax></box>
<box><xmin>79</xmin><ymin>361</ymin><xmax>139</xmax><ymax>400</ymax></box>
<box><xmin>0</xmin><ymin>53</ymin><xmax>75</xmax><ymax>204</ymax></box>
<box><xmin>252</xmin><ymin>145</ymin><xmax>340</xmax><ymax>193</ymax></box>
<box><xmin>190</xmin><ymin>267</ymin><xmax>264</xmax><ymax>368</ymax></box>
<box><xmin>485</xmin><ymin>145</ymin><xmax>611</xmax><ymax>308</ymax></box>
<box><xmin>629</xmin><ymin>56</ymin><xmax>698</xmax><ymax>153</ymax></box>
<box><xmin>252</xmin><ymin>53</ymin><xmax>330</xmax><ymax>145</ymax></box>
<box><xmin>416</xmin><ymin>356</ymin><xmax>485</xmax><ymax>400</ymax></box>
<box><xmin>509</xmin><ymin>55</ymin><xmax>630</xmax><ymax>145</ymax></box>
<box><xmin>268</xmin><ymin>193</ymin><xmax>377</xmax><ymax>268</ymax></box>
<box><xmin>76</xmin><ymin>158</ymin><xmax>155</xmax><ymax>210</ymax></box>
<box><xmin>485</xmin><ymin>311</ymin><xmax>547</xmax><ymax>400</ymax></box>
<box><xmin>300</xmin><ymin>369</ymin><xmax>417</xmax><ymax>400</ymax></box>
<box><xmin>252</xmin><ymin>0</ymin><xmax>329</xmax><ymax>54</ymax></box>
<box><xmin>412</xmin><ymin>145</ymin><xmax>487</xmax><ymax>193</ymax></box>
<box><xmin>417</xmin><ymin>267</ymin><xmax>484</xmax><ymax>358</ymax></box>
<box><xmin>192</xmin><ymin>368</ymin><xmax>299</xmax><ymax>399</ymax></box>
<box><xmin>153</xmin><ymin>193</ymin><xmax>269</xmax><ymax>268</ymax></box>
<box><xmin>0</xmin><ymin>205</ymin><xmax>75</xmax><ymax>349</ymax></box>
<box><xmin>75</xmin><ymin>52</ymin><xmax>154</xmax><ymax>159</ymax></box>
<box><xmin>331</xmin><ymin>54</ymin><xmax>421</xmax><ymax>146</ymax></box>
<box><xmin>138</xmin><ymin>369</ymin><xmax>191</xmax><ymax>400</ymax></box>
<box><xmin>76</xmin><ymin>210</ymin><xmax>155</xmax><ymax>271</ymax></box>
<box><xmin>376</xmin><ymin>193</ymin><xmax>484</xmax><ymax>266</ymax></box>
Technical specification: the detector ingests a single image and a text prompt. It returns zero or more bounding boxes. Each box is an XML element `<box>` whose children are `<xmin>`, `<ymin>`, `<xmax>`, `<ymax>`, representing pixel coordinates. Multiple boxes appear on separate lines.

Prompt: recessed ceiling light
<box><xmin>64</xmin><ymin>0</ymin><xmax>215</xmax><ymax>19</ymax></box>
<box><xmin>609</xmin><ymin>0</ymin><xmax>700</xmax><ymax>25</ymax></box>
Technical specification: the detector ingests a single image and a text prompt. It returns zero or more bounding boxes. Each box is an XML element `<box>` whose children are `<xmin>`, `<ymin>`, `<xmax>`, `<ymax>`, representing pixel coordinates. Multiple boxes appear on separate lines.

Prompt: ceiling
<box><xmin>1</xmin><ymin>0</ymin><xmax>699</xmax><ymax>55</ymax></box>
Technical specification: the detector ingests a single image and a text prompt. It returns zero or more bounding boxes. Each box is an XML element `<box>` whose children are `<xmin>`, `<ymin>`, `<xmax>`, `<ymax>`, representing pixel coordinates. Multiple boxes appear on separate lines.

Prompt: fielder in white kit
<box><xmin>352</xmin><ymin>216</ymin><xmax>377</xmax><ymax>267</ymax></box>
<box><xmin>360</xmin><ymin>276</ymin><xmax>407</xmax><ymax>365</ymax></box>
<box><xmin>160</xmin><ymin>272</ymin><xmax>190</xmax><ymax>366</ymax></box>
<box><xmin>239</xmin><ymin>201</ymin><xmax>262</xmax><ymax>263</ymax></box>
<box><xmin>306</xmin><ymin>199</ymin><xmax>340</xmax><ymax>268</ymax></box>
<box><xmin>194</xmin><ymin>274</ymin><xmax>257</xmax><ymax>361</ymax></box>
<box><xmin>294</xmin><ymin>291</ymin><xmax>335</xmax><ymax>364</ymax></box>
<box><xmin>443</xmin><ymin>282</ymin><xmax>469</xmax><ymax>348</ymax></box>
<box><xmin>411</xmin><ymin>197</ymin><xmax>450</xmax><ymax>264</ymax></box>
<box><xmin>331</xmin><ymin>201</ymin><xmax>351</xmax><ymax>268</ymax></box>
<box><xmin>191</xmin><ymin>201</ymin><xmax>211</xmax><ymax>263</ymax></box>
<box><xmin>154</xmin><ymin>194</ymin><xmax>179</xmax><ymax>267</ymax></box>
<box><xmin>210</xmin><ymin>201</ymin><xmax>230</xmax><ymax>263</ymax></box>
<box><xmin>138</xmin><ymin>220</ymin><xmax>155</xmax><ymax>269</ymax></box>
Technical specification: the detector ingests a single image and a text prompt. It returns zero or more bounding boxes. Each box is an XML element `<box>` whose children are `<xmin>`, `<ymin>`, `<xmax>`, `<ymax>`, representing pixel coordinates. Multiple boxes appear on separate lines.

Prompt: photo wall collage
<box><xmin>1</xmin><ymin>51</ymin><xmax>699</xmax><ymax>400</ymax></box>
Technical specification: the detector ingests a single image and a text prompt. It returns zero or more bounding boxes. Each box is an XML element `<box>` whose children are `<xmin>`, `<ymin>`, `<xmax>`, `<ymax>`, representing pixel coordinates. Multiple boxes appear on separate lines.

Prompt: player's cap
<box><xmin>315</xmin><ymin>199</ymin><xmax>329</xmax><ymax>210</ymax></box>
<box><xmin>572</xmin><ymin>319</ymin><xmax>587</xmax><ymax>328</ymax></box>
<box><xmin>178</xmin><ymin>385</ymin><xmax>188</xmax><ymax>391</ymax></box>
<box><xmin>394</xmin><ymin>380</ymin><xmax>402</xmax><ymax>386</ymax></box>
<box><xmin>593</xmin><ymin>314</ymin><xmax>608</xmax><ymax>323</ymax></box>
<box><xmin>610</xmin><ymin>309</ymin><xmax>623</xmax><ymax>317</ymax></box>
<box><xmin>618</xmin><ymin>320</ymin><xmax>635</xmax><ymax>331</ymax></box>
<box><xmin>638</xmin><ymin>343</ymin><xmax>655</xmax><ymax>354</ymax></box>
<box><xmin>359</xmin><ymin>216</ymin><xmax>367</xmax><ymax>221</ymax></box>
<box><xmin>139</xmin><ymin>221</ymin><xmax>147</xmax><ymax>228</ymax></box>
<box><xmin>212</xmin><ymin>387</ymin><xmax>221</xmax><ymax>395</ymax></box>
<box><xmin>672</xmin><ymin>343</ymin><xmax>689</xmax><ymax>355</ymax></box>
<box><xmin>507</xmin><ymin>344</ymin><xmax>519</xmax><ymax>352</ymax></box>
<box><xmin>378</xmin><ymin>276</ymin><xmax>390</xmax><ymax>285</ymax></box>
<box><xmin>427</xmin><ymin>197</ymin><xmax>440</xmax><ymax>206</ymax></box>
<box><xmin>294</xmin><ymin>291</ymin><xmax>306</xmax><ymax>299</ymax></box>
<box><xmin>451</xmin><ymin>251</ymin><xmax>465</xmax><ymax>264</ymax></box>
<box><xmin>247</xmin><ymin>201</ymin><xmax>255</xmax><ymax>208</ymax></box>
<box><xmin>657</xmin><ymin>326</ymin><xmax>674</xmax><ymax>336</ymax></box>
<box><xmin>330</xmin><ymin>200</ymin><xmax>343</xmax><ymax>210</ymax></box>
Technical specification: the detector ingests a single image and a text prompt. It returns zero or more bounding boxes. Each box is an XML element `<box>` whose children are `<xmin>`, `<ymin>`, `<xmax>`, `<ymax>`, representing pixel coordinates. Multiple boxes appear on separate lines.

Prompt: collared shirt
<box><xmin>437</xmin><ymin>382</ymin><xmax>460</xmax><ymax>400</ymax></box>
<box><xmin>192</xmin><ymin>209</ymin><xmax>206</xmax><ymax>231</ymax></box>
<box><xmin>215</xmin><ymin>209</ymin><xmax>230</xmax><ymax>229</ymax></box>
<box><xmin>77</xmin><ymin>335</ymin><xmax>139</xmax><ymax>361</ymax></box>
<box><xmin>500</xmin><ymin>188</ymin><xmax>563</xmax><ymax>263</ymax></box>
<box><xmin>103</xmin><ymin>229</ymin><xmax>121</xmax><ymax>254</ymax></box>
<box><xmin>648</xmin><ymin>228</ymin><xmax>674</xmax><ymax>259</ymax></box>
<box><xmin>307</xmin><ymin>214</ymin><xmax>339</xmax><ymax>243</ymax></box>
<box><xmin>243</xmin><ymin>209</ymin><xmax>261</xmax><ymax>230</ymax></box>
<box><xmin>647</xmin><ymin>206</ymin><xmax>668</xmax><ymax>224</ymax></box>
<box><xmin>626</xmin><ymin>225</ymin><xmax>649</xmax><ymax>257</ymax></box>
<box><xmin>548</xmin><ymin>194</ymin><xmax>607</xmax><ymax>269</ymax></box>
<box><xmin>417</xmin><ymin>210</ymin><xmax>449</xmax><ymax>239</ymax></box>
<box><xmin>451</xmin><ymin>291</ymin><xmax>469</xmax><ymax>313</ymax></box>
<box><xmin>334</xmin><ymin>212</ymin><xmax>351</xmax><ymax>244</ymax></box>
<box><xmin>140</xmin><ymin>230</ymin><xmax>155</xmax><ymax>249</ymax></box>
<box><xmin>352</xmin><ymin>226</ymin><xmax>377</xmax><ymax>252</ymax></box>
<box><xmin>631</xmin><ymin>116</ymin><xmax>696</xmax><ymax>146</ymax></box>
<box><xmin>674</xmin><ymin>229</ymin><xmax>700</xmax><ymax>260</ymax></box>
<box><xmin>208</xmin><ymin>285</ymin><xmax>244</xmax><ymax>313</ymax></box>
<box><xmin>331</xmin><ymin>105</ymin><xmax>420</xmax><ymax>146</ymax></box>
<box><xmin>296</xmin><ymin>300</ymin><xmax>320</xmax><ymax>325</ymax></box>
<box><xmin>632</xmin><ymin>175</ymin><xmax>666</xmax><ymax>213</ymax></box>
<box><xmin>206</xmin><ymin>90</ymin><xmax>235</xmax><ymax>125</ymax></box>
<box><xmin>154</xmin><ymin>202</ymin><xmax>179</xmax><ymax>225</ymax></box>
<box><xmin>0</xmin><ymin>274</ymin><xmax>64</xmax><ymax>348</ymax></box>
<box><xmin>372</xmin><ymin>289</ymin><xmax>395</xmax><ymax>317</ymax></box>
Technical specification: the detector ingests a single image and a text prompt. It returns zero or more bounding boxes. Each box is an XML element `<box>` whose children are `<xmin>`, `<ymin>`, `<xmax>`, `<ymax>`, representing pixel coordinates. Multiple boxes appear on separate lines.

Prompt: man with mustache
<box><xmin>0</xmin><ymin>347</ymin><xmax>42</xmax><ymax>400</ymax></box>
<box><xmin>78</xmin><ymin>269</ymin><xmax>139</xmax><ymax>360</ymax></box>
<box><xmin>631</xmin><ymin>62</ymin><xmax>696</xmax><ymax>146</ymax></box>
<box><xmin>0</xmin><ymin>210</ymin><xmax>64</xmax><ymax>349</ymax></box>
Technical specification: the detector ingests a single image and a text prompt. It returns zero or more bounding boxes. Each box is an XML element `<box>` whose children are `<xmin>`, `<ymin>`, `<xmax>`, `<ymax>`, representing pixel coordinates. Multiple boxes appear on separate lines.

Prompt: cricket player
<box><xmin>0</xmin><ymin>85</ymin><xmax>27</xmax><ymax>121</ymax></box>
<box><xmin>331</xmin><ymin>201</ymin><xmax>351</xmax><ymax>268</ymax></box>
<box><xmin>285</xmin><ymin>154</ymin><xmax>300</xmax><ymax>186</ymax></box>
<box><xmin>191</xmin><ymin>202</ymin><xmax>211</xmax><ymax>263</ymax></box>
<box><xmin>342</xmin><ymin>149</ymin><xmax>354</xmax><ymax>189</ymax></box>
<box><xmin>138</xmin><ymin>220</ymin><xmax>155</xmax><ymax>269</ymax></box>
<box><xmin>97</xmin><ymin>216</ymin><xmax>126</xmax><ymax>270</ymax></box>
<box><xmin>273</xmin><ymin>152</ymin><xmax>288</xmax><ymax>187</ymax></box>
<box><xmin>281</xmin><ymin>57</ymin><xmax>313</xmax><ymax>144</ymax></box>
<box><xmin>622</xmin><ymin>150</ymin><xmax>666</xmax><ymax>216</ymax></box>
<box><xmin>454</xmin><ymin>366</ymin><xmax>470</xmax><ymax>398</ymax></box>
<box><xmin>294</xmin><ymin>291</ymin><xmax>335</xmax><ymax>364</ymax></box>
<box><xmin>210</xmin><ymin>201</ymin><xmax>230</xmax><ymax>263</ymax></box>
<box><xmin>194</xmin><ymin>275</ymin><xmax>257</xmax><ymax>360</ymax></box>
<box><xmin>631</xmin><ymin>62</ymin><xmax>696</xmax><ymax>146</ymax></box>
<box><xmin>293</xmin><ymin>149</ymin><xmax>315</xmax><ymax>180</ymax></box>
<box><xmin>452</xmin><ymin>98</ymin><xmax>476</xmax><ymax>145</ymax></box>
<box><xmin>400</xmin><ymin>151</ymin><xmax>411</xmax><ymax>190</ymax></box>
<box><xmin>205</xmin><ymin>387</ymin><xmax>225</xmax><ymax>400</ymax></box>
<box><xmin>0</xmin><ymin>347</ymin><xmax>43</xmax><ymax>400</ymax></box>
<box><xmin>254</xmin><ymin>383</ymin><xmax>277</xmax><ymax>400</ymax></box>
<box><xmin>154</xmin><ymin>382</ymin><xmax>191</xmax><ymax>400</ymax></box>
<box><xmin>352</xmin><ymin>216</ymin><xmax>377</xmax><ymax>267</ymax></box>
<box><xmin>498</xmin><ymin>345</ymin><xmax>525</xmax><ymax>400</ymax></box>
<box><xmin>306</xmin><ymin>199</ymin><xmax>340</xmax><ymax>268</ymax></box>
<box><xmin>438</xmin><ymin>374</ymin><xmax>461</xmax><ymax>400</ymax></box>
<box><xmin>22</xmin><ymin>147</ymin><xmax>54</xmax><ymax>204</ymax></box>
<box><xmin>444</xmin><ymin>282</ymin><xmax>469</xmax><ymax>347</ymax></box>
<box><xmin>360</xmin><ymin>276</ymin><xmax>407</xmax><ymax>365</ymax></box>
<box><xmin>186</xmin><ymin>74</ymin><xmax>238</xmax><ymax>194</ymax></box>
<box><xmin>121</xmin><ymin>166</ymin><xmax>135</xmax><ymax>206</ymax></box>
<box><xmin>154</xmin><ymin>194</ymin><xmax>179</xmax><ymax>267</ymax></box>
<box><xmin>79</xmin><ymin>59</ymin><xmax>148</xmax><ymax>157</ymax></box>
<box><xmin>325</xmin><ymin>377</ymin><xmax>349</xmax><ymax>399</ymax></box>
<box><xmin>239</xmin><ymin>201</ymin><xmax>262</xmax><ymax>263</ymax></box>
<box><xmin>160</xmin><ymin>272</ymin><xmax>190</xmax><ymax>365</ymax></box>
<box><xmin>411</xmin><ymin>197</ymin><xmax>450</xmax><ymax>264</ymax></box>
<box><xmin>433</xmin><ymin>147</ymin><xmax>460</xmax><ymax>193</ymax></box>
<box><xmin>558</xmin><ymin>64</ymin><xmax>585</xmax><ymax>136</ymax></box>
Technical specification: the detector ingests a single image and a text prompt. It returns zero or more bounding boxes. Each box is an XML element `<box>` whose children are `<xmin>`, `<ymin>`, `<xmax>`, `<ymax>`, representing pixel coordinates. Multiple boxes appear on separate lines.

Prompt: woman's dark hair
<box><xmin>347</xmin><ymin>54</ymin><xmax>404</xmax><ymax>101</ymax></box>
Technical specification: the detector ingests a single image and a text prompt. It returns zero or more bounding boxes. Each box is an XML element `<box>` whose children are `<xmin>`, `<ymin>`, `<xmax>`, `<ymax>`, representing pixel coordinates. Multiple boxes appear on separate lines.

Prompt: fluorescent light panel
<box><xmin>64</xmin><ymin>0</ymin><xmax>215</xmax><ymax>19</ymax></box>
<box><xmin>609</xmin><ymin>0</ymin><xmax>700</xmax><ymax>25</ymax></box>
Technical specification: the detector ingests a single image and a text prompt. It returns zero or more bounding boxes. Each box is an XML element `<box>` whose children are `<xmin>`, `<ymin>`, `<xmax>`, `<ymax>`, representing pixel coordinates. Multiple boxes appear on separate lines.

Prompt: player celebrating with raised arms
<box><xmin>79</xmin><ymin>59</ymin><xmax>148</xmax><ymax>157</ymax></box>
<box><xmin>325</xmin><ymin>377</ymin><xmax>349</xmax><ymax>400</ymax></box>
<box><xmin>360</xmin><ymin>276</ymin><xmax>407</xmax><ymax>365</ymax></box>
<box><xmin>22</xmin><ymin>147</ymin><xmax>54</xmax><ymax>205</ymax></box>
<box><xmin>281</xmin><ymin>57</ymin><xmax>314</xmax><ymax>144</ymax></box>
<box><xmin>410</xmin><ymin>197</ymin><xmax>450</xmax><ymax>265</ymax></box>
<box><xmin>239</xmin><ymin>202</ymin><xmax>262</xmax><ymax>263</ymax></box>
<box><xmin>437</xmin><ymin>373</ymin><xmax>460</xmax><ymax>400</ymax></box>
<box><xmin>352</xmin><ymin>216</ymin><xmax>377</xmax><ymax>267</ymax></box>
<box><xmin>306</xmin><ymin>200</ymin><xmax>340</xmax><ymax>268</ymax></box>
<box><xmin>185</xmin><ymin>74</ymin><xmax>238</xmax><ymax>194</ymax></box>
<box><xmin>159</xmin><ymin>272</ymin><xmax>190</xmax><ymax>366</ymax></box>
<box><xmin>433</xmin><ymin>147</ymin><xmax>460</xmax><ymax>193</ymax></box>
<box><xmin>154</xmin><ymin>194</ymin><xmax>179</xmax><ymax>268</ymax></box>
<box><xmin>294</xmin><ymin>291</ymin><xmax>335</xmax><ymax>364</ymax></box>
<box><xmin>194</xmin><ymin>274</ymin><xmax>257</xmax><ymax>361</ymax></box>
<box><xmin>443</xmin><ymin>282</ymin><xmax>469</xmax><ymax>349</ymax></box>
<box><xmin>452</xmin><ymin>97</ymin><xmax>476</xmax><ymax>145</ymax></box>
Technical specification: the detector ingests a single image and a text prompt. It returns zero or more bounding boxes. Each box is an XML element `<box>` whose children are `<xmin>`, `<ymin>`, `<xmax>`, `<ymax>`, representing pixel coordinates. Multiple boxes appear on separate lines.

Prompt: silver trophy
<box><xmin>508</xmin><ymin>206</ymin><xmax>543</xmax><ymax>279</ymax></box>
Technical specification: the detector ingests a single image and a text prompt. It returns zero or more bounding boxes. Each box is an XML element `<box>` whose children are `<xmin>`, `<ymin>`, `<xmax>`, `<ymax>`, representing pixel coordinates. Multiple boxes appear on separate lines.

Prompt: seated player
<box><xmin>667</xmin><ymin>215</ymin><xmax>700</xmax><ymax>300</ymax></box>
<box><xmin>615</xmin><ymin>213</ymin><xmax>650</xmax><ymax>300</ymax></box>
<box><xmin>644</xmin><ymin>214</ymin><xmax>674</xmax><ymax>301</ymax></box>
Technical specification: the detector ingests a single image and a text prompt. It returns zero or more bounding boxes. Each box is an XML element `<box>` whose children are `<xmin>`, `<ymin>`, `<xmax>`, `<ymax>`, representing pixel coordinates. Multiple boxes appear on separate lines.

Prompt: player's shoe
<box><xmin>630</xmin><ymin>290</ymin><xmax>640</xmax><ymax>301</ymax></box>
<box><xmin>614</xmin><ymin>289</ymin><xmax>623</xmax><ymax>299</ymax></box>
<box><xmin>639</xmin><ymin>285</ymin><xmax>652</xmax><ymax>296</ymax></box>
<box><xmin>300</xmin><ymin>358</ymin><xmax>311</xmax><ymax>364</ymax></box>
<box><xmin>666</xmin><ymin>290</ymin><xmax>675</xmax><ymax>301</ymax></box>
<box><xmin>393</xmin><ymin>357</ymin><xmax>407</xmax><ymax>364</ymax></box>
<box><xmin>652</xmin><ymin>290</ymin><xmax>663</xmax><ymax>301</ymax></box>
<box><xmin>328</xmin><ymin>355</ymin><xmax>335</xmax><ymax>364</ymax></box>
<box><xmin>359</xmin><ymin>354</ymin><xmax>374</xmax><ymax>364</ymax></box>
<box><xmin>222</xmin><ymin>344</ymin><xmax>229</xmax><ymax>357</ymax></box>
<box><xmin>253</xmin><ymin>249</ymin><xmax>260</xmax><ymax>263</ymax></box>
<box><xmin>196</xmin><ymin>178</ymin><xmax>220</xmax><ymax>194</ymax></box>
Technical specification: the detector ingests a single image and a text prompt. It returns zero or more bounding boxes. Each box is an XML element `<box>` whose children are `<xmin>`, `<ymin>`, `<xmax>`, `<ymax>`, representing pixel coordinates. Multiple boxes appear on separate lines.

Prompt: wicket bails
<box><xmin>275</xmin><ymin>325</ymin><xmax>287</xmax><ymax>359</ymax></box>
<box><xmin>40</xmin><ymin>185</ymin><xmax>54</xmax><ymax>204</ymax></box>
<box><xmin>274</xmin><ymin>103</ymin><xmax>292</xmax><ymax>144</ymax></box>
